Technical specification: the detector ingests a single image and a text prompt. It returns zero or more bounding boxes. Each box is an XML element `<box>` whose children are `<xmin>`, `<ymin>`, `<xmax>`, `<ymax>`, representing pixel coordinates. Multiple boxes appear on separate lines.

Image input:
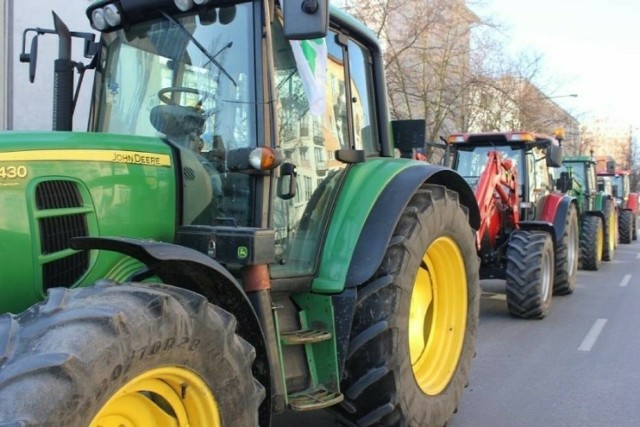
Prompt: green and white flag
<box><xmin>290</xmin><ymin>38</ymin><xmax>327</xmax><ymax>115</ymax></box>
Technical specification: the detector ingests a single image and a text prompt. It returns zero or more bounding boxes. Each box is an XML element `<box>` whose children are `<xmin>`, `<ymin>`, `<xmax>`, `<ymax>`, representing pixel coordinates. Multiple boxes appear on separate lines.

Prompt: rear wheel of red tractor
<box><xmin>619</xmin><ymin>210</ymin><xmax>633</xmax><ymax>244</ymax></box>
<box><xmin>505</xmin><ymin>230</ymin><xmax>554</xmax><ymax>319</ymax></box>
<box><xmin>553</xmin><ymin>203</ymin><xmax>579</xmax><ymax>295</ymax></box>
<box><xmin>580</xmin><ymin>215</ymin><xmax>604</xmax><ymax>271</ymax></box>
<box><xmin>0</xmin><ymin>282</ymin><xmax>264</xmax><ymax>427</ymax></box>
<box><xmin>334</xmin><ymin>184</ymin><xmax>479</xmax><ymax>427</ymax></box>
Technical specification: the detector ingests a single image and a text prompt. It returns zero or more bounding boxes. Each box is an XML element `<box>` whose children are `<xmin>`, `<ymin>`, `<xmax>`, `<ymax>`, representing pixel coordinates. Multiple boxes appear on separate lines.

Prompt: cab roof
<box><xmin>447</xmin><ymin>131</ymin><xmax>560</xmax><ymax>147</ymax></box>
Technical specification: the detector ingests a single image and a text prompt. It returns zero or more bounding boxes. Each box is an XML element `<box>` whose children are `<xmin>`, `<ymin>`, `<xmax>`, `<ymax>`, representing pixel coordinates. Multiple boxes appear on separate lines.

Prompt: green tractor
<box><xmin>557</xmin><ymin>155</ymin><xmax>617</xmax><ymax>270</ymax></box>
<box><xmin>0</xmin><ymin>1</ymin><xmax>481</xmax><ymax>426</ymax></box>
<box><xmin>594</xmin><ymin>157</ymin><xmax>638</xmax><ymax>243</ymax></box>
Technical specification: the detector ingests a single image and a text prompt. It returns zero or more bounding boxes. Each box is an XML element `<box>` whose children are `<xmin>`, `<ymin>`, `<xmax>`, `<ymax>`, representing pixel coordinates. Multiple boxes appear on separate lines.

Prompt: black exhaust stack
<box><xmin>52</xmin><ymin>12</ymin><xmax>73</xmax><ymax>131</ymax></box>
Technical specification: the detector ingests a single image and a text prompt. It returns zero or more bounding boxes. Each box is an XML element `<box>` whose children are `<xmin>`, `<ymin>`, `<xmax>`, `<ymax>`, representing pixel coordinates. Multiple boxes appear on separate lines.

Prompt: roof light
<box><xmin>249</xmin><ymin>147</ymin><xmax>282</xmax><ymax>170</ymax></box>
<box><xmin>91</xmin><ymin>8</ymin><xmax>107</xmax><ymax>30</ymax></box>
<box><xmin>510</xmin><ymin>132</ymin><xmax>535</xmax><ymax>142</ymax></box>
<box><xmin>448</xmin><ymin>135</ymin><xmax>465</xmax><ymax>143</ymax></box>
<box><xmin>174</xmin><ymin>0</ymin><xmax>194</xmax><ymax>12</ymax></box>
<box><xmin>103</xmin><ymin>4</ymin><xmax>122</xmax><ymax>27</ymax></box>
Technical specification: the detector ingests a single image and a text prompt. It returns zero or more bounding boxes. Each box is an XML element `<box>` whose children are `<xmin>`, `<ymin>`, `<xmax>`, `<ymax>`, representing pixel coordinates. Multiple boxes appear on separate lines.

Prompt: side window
<box><xmin>347</xmin><ymin>40</ymin><xmax>378</xmax><ymax>155</ymax></box>
<box><xmin>587</xmin><ymin>165</ymin><xmax>597</xmax><ymax>193</ymax></box>
<box><xmin>527</xmin><ymin>147</ymin><xmax>549</xmax><ymax>203</ymax></box>
<box><xmin>270</xmin><ymin>25</ymin><xmax>351</xmax><ymax>278</ymax></box>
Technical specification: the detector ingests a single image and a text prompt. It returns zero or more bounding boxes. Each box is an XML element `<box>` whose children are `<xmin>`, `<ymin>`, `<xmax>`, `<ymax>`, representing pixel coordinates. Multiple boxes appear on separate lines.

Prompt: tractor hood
<box><xmin>0</xmin><ymin>131</ymin><xmax>178</xmax><ymax>313</ymax></box>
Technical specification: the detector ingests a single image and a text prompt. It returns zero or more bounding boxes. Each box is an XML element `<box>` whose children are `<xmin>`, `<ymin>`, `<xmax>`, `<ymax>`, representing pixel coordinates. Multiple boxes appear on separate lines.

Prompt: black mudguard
<box><xmin>518</xmin><ymin>220</ymin><xmax>557</xmax><ymax>248</ymax></box>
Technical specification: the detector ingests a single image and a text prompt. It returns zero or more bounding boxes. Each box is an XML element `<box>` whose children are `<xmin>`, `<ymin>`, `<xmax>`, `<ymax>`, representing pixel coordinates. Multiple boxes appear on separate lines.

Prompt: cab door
<box><xmin>268</xmin><ymin>21</ymin><xmax>379</xmax><ymax>283</ymax></box>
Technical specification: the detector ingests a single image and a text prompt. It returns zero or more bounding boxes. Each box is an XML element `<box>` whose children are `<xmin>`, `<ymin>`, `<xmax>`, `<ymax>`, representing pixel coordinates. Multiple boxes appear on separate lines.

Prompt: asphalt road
<box><xmin>274</xmin><ymin>240</ymin><xmax>640</xmax><ymax>427</ymax></box>
<box><xmin>448</xmin><ymin>240</ymin><xmax>640</xmax><ymax>427</ymax></box>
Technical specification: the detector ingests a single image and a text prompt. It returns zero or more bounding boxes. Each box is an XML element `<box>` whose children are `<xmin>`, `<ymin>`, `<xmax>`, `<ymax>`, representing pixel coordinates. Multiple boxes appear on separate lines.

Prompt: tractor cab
<box><xmin>448</xmin><ymin>131</ymin><xmax>562</xmax><ymax>220</ymax></box>
<box><xmin>557</xmin><ymin>155</ymin><xmax>599</xmax><ymax>211</ymax></box>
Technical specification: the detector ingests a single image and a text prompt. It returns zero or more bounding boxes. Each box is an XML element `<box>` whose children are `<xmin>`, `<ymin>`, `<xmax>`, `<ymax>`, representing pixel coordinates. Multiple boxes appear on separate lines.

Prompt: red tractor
<box><xmin>595</xmin><ymin>156</ymin><xmax>638</xmax><ymax>243</ymax></box>
<box><xmin>448</xmin><ymin>131</ymin><xmax>579</xmax><ymax>319</ymax></box>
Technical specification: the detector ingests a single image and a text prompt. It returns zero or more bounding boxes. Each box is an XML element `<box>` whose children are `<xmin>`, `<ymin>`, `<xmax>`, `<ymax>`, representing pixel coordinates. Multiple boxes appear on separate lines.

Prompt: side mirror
<box><xmin>391</xmin><ymin>119</ymin><xmax>426</xmax><ymax>159</ymax></box>
<box><xmin>546</xmin><ymin>143</ymin><xmax>563</xmax><ymax>168</ymax></box>
<box><xmin>557</xmin><ymin>171</ymin><xmax>572</xmax><ymax>193</ymax></box>
<box><xmin>283</xmin><ymin>0</ymin><xmax>329</xmax><ymax>40</ymax></box>
<box><xmin>19</xmin><ymin>34</ymin><xmax>40</xmax><ymax>83</ymax></box>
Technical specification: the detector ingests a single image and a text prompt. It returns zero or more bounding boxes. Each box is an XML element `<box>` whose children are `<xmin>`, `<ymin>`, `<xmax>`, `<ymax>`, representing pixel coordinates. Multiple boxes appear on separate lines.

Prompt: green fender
<box><xmin>312</xmin><ymin>158</ymin><xmax>479</xmax><ymax>293</ymax></box>
<box><xmin>593</xmin><ymin>192</ymin><xmax>613</xmax><ymax>212</ymax></box>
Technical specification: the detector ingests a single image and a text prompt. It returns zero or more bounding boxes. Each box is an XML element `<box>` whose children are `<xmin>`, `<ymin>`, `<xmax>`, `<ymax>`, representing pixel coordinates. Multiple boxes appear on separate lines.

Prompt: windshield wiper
<box><xmin>160</xmin><ymin>11</ymin><xmax>237</xmax><ymax>87</ymax></box>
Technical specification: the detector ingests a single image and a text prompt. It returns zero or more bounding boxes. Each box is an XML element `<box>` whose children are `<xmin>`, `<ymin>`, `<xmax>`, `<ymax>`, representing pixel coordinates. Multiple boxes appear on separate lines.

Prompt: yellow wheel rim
<box><xmin>90</xmin><ymin>367</ymin><xmax>220</xmax><ymax>427</ymax></box>
<box><xmin>596</xmin><ymin>222</ymin><xmax>604</xmax><ymax>262</ymax></box>
<box><xmin>609</xmin><ymin>211</ymin><xmax>616</xmax><ymax>251</ymax></box>
<box><xmin>409</xmin><ymin>236</ymin><xmax>467</xmax><ymax>395</ymax></box>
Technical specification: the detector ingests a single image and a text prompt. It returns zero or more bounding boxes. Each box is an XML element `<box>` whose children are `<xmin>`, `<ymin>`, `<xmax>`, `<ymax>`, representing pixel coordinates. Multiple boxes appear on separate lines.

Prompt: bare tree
<box><xmin>341</xmin><ymin>0</ymin><xmax>580</xmax><ymax>157</ymax></box>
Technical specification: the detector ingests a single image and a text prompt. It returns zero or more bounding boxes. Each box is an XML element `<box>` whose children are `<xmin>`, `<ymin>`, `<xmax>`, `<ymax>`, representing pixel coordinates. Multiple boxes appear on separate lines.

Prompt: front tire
<box><xmin>0</xmin><ymin>282</ymin><xmax>264</xmax><ymax>427</ymax></box>
<box><xmin>553</xmin><ymin>203</ymin><xmax>579</xmax><ymax>295</ymax></box>
<box><xmin>506</xmin><ymin>230</ymin><xmax>554</xmax><ymax>319</ymax></box>
<box><xmin>619</xmin><ymin>210</ymin><xmax>633</xmax><ymax>244</ymax></box>
<box><xmin>580</xmin><ymin>215</ymin><xmax>604</xmax><ymax>271</ymax></box>
<box><xmin>334</xmin><ymin>184</ymin><xmax>480</xmax><ymax>427</ymax></box>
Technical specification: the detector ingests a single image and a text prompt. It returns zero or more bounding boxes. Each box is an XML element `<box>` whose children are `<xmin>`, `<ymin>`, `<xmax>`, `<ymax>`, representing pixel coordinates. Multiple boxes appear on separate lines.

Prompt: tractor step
<box><xmin>281</xmin><ymin>329</ymin><xmax>332</xmax><ymax>345</ymax></box>
<box><xmin>288</xmin><ymin>388</ymin><xmax>344</xmax><ymax>411</ymax></box>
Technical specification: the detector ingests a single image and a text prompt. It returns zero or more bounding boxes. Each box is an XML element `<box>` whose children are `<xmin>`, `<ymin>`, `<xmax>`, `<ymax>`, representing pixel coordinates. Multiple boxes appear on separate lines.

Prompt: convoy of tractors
<box><xmin>0</xmin><ymin>1</ymin><xmax>636</xmax><ymax>426</ymax></box>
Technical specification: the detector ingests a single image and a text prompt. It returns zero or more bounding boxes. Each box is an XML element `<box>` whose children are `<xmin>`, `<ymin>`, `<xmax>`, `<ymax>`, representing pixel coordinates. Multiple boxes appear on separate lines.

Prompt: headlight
<box><xmin>91</xmin><ymin>8</ymin><xmax>107</xmax><ymax>31</ymax></box>
<box><xmin>104</xmin><ymin>4</ymin><xmax>122</xmax><ymax>27</ymax></box>
<box><xmin>174</xmin><ymin>0</ymin><xmax>194</xmax><ymax>11</ymax></box>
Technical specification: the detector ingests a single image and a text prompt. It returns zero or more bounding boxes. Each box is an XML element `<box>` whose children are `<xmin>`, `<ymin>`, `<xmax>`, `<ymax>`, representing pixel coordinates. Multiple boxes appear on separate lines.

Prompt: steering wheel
<box><xmin>157</xmin><ymin>86</ymin><xmax>215</xmax><ymax>108</ymax></box>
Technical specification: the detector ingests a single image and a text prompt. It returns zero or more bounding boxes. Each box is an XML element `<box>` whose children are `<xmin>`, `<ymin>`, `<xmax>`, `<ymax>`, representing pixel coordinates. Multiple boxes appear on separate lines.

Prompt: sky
<box><xmin>470</xmin><ymin>0</ymin><xmax>640</xmax><ymax>131</ymax></box>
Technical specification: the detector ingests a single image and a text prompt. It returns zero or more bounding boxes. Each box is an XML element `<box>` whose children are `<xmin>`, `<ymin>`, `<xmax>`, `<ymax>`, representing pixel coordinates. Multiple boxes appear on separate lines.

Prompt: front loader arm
<box><xmin>474</xmin><ymin>151</ymin><xmax>520</xmax><ymax>248</ymax></box>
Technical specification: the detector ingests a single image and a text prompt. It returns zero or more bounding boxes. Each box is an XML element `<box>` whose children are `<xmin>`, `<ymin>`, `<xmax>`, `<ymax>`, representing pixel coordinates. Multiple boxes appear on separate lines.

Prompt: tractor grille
<box><xmin>39</xmin><ymin>214</ymin><xmax>88</xmax><ymax>254</ymax></box>
<box><xmin>36</xmin><ymin>180</ymin><xmax>83</xmax><ymax>209</ymax></box>
<box><xmin>34</xmin><ymin>180</ymin><xmax>89</xmax><ymax>290</ymax></box>
<box><xmin>42</xmin><ymin>252</ymin><xmax>90</xmax><ymax>290</ymax></box>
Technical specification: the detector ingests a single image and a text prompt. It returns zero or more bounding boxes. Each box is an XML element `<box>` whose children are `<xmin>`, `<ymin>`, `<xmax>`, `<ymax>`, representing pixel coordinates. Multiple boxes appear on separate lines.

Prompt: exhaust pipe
<box><xmin>52</xmin><ymin>12</ymin><xmax>73</xmax><ymax>131</ymax></box>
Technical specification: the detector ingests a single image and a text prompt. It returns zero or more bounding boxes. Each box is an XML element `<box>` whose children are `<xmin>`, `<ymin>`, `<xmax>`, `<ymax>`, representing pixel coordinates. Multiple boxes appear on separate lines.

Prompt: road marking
<box><xmin>619</xmin><ymin>274</ymin><xmax>632</xmax><ymax>287</ymax></box>
<box><xmin>578</xmin><ymin>319</ymin><xmax>608</xmax><ymax>352</ymax></box>
<box><xmin>636</xmin><ymin>252</ymin><xmax>640</xmax><ymax>259</ymax></box>
<box><xmin>482</xmin><ymin>292</ymin><xmax>506</xmax><ymax>301</ymax></box>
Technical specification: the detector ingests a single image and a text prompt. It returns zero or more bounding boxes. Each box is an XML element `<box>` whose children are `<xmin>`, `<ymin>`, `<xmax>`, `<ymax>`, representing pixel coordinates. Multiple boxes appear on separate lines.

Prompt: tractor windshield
<box><xmin>559</xmin><ymin>163</ymin><xmax>586</xmax><ymax>187</ymax></box>
<box><xmin>610</xmin><ymin>175</ymin><xmax>624</xmax><ymax>198</ymax></box>
<box><xmin>455</xmin><ymin>145</ymin><xmax>523</xmax><ymax>188</ymax></box>
<box><xmin>91</xmin><ymin>3</ymin><xmax>255</xmax><ymax>155</ymax></box>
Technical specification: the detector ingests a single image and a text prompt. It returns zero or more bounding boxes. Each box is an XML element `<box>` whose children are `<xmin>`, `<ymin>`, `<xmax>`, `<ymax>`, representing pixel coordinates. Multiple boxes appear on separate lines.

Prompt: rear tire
<box><xmin>334</xmin><ymin>184</ymin><xmax>480</xmax><ymax>427</ymax></box>
<box><xmin>553</xmin><ymin>203</ymin><xmax>579</xmax><ymax>295</ymax></box>
<box><xmin>505</xmin><ymin>230</ymin><xmax>554</xmax><ymax>319</ymax></box>
<box><xmin>619</xmin><ymin>210</ymin><xmax>633</xmax><ymax>244</ymax></box>
<box><xmin>0</xmin><ymin>282</ymin><xmax>264</xmax><ymax>427</ymax></box>
<box><xmin>580</xmin><ymin>215</ymin><xmax>604</xmax><ymax>271</ymax></box>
